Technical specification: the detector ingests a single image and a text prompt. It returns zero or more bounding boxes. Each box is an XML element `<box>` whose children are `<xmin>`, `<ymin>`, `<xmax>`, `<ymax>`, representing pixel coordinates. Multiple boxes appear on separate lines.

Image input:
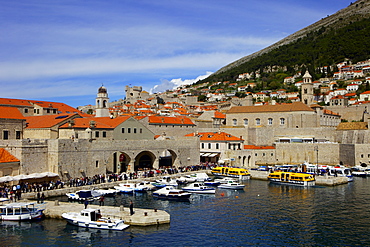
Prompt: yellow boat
<box><xmin>267</xmin><ymin>171</ymin><xmax>315</xmax><ymax>186</ymax></box>
<box><xmin>211</xmin><ymin>167</ymin><xmax>251</xmax><ymax>180</ymax></box>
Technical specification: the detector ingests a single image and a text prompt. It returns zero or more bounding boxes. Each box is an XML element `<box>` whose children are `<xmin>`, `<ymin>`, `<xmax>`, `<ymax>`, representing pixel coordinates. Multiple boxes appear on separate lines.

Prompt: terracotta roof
<box><xmin>244</xmin><ymin>145</ymin><xmax>275</xmax><ymax>150</ymax></box>
<box><xmin>227</xmin><ymin>102</ymin><xmax>313</xmax><ymax>114</ymax></box>
<box><xmin>148</xmin><ymin>116</ymin><xmax>195</xmax><ymax>125</ymax></box>
<box><xmin>337</xmin><ymin>122</ymin><xmax>368</xmax><ymax>130</ymax></box>
<box><xmin>25</xmin><ymin>114</ymin><xmax>78</xmax><ymax>128</ymax></box>
<box><xmin>0</xmin><ymin>106</ymin><xmax>26</xmax><ymax>120</ymax></box>
<box><xmin>0</xmin><ymin>148</ymin><xmax>19</xmax><ymax>163</ymax></box>
<box><xmin>0</xmin><ymin>98</ymin><xmax>33</xmax><ymax>106</ymax></box>
<box><xmin>213</xmin><ymin>111</ymin><xmax>226</xmax><ymax>119</ymax></box>
<box><xmin>185</xmin><ymin>132</ymin><xmax>243</xmax><ymax>141</ymax></box>
<box><xmin>59</xmin><ymin>116</ymin><xmax>131</xmax><ymax>129</ymax></box>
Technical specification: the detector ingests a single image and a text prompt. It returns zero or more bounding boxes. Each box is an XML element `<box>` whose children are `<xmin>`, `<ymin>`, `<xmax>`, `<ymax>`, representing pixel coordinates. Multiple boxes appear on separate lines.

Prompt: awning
<box><xmin>208</xmin><ymin>153</ymin><xmax>219</xmax><ymax>157</ymax></box>
<box><xmin>0</xmin><ymin>172</ymin><xmax>59</xmax><ymax>182</ymax></box>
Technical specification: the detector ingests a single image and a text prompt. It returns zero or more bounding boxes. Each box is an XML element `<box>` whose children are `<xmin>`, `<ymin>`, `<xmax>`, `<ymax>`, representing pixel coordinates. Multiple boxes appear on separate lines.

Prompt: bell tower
<box><xmin>95</xmin><ymin>85</ymin><xmax>110</xmax><ymax>117</ymax></box>
<box><xmin>301</xmin><ymin>71</ymin><xmax>314</xmax><ymax>105</ymax></box>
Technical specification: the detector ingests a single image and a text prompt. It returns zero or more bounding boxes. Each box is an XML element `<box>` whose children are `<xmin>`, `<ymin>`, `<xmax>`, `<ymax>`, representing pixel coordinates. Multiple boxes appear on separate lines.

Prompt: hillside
<box><xmin>204</xmin><ymin>0</ymin><xmax>370</xmax><ymax>83</ymax></box>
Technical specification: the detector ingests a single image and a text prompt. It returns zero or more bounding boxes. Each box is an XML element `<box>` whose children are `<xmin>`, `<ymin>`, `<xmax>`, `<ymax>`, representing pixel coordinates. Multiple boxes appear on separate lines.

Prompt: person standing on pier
<box><xmin>84</xmin><ymin>199</ymin><xmax>88</xmax><ymax>209</ymax></box>
<box><xmin>99</xmin><ymin>195</ymin><xmax>104</xmax><ymax>206</ymax></box>
<box><xmin>130</xmin><ymin>200</ymin><xmax>134</xmax><ymax>215</ymax></box>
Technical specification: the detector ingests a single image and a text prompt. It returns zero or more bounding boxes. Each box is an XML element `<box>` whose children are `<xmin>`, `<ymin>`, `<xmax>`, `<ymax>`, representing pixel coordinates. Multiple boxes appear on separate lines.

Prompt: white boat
<box><xmin>153</xmin><ymin>176</ymin><xmax>178</xmax><ymax>187</ymax></box>
<box><xmin>92</xmin><ymin>189</ymin><xmax>117</xmax><ymax>197</ymax></box>
<box><xmin>115</xmin><ymin>182</ymin><xmax>147</xmax><ymax>193</ymax></box>
<box><xmin>66</xmin><ymin>190</ymin><xmax>101</xmax><ymax>201</ymax></box>
<box><xmin>0</xmin><ymin>202</ymin><xmax>44</xmax><ymax>221</ymax></box>
<box><xmin>136</xmin><ymin>181</ymin><xmax>156</xmax><ymax>191</ymax></box>
<box><xmin>62</xmin><ymin>208</ymin><xmax>129</xmax><ymax>231</ymax></box>
<box><xmin>214</xmin><ymin>177</ymin><xmax>237</xmax><ymax>184</ymax></box>
<box><xmin>186</xmin><ymin>172</ymin><xmax>211</xmax><ymax>182</ymax></box>
<box><xmin>153</xmin><ymin>186</ymin><xmax>191</xmax><ymax>200</ymax></box>
<box><xmin>218</xmin><ymin>180</ymin><xmax>245</xmax><ymax>190</ymax></box>
<box><xmin>176</xmin><ymin>176</ymin><xmax>196</xmax><ymax>184</ymax></box>
<box><xmin>182</xmin><ymin>182</ymin><xmax>216</xmax><ymax>194</ymax></box>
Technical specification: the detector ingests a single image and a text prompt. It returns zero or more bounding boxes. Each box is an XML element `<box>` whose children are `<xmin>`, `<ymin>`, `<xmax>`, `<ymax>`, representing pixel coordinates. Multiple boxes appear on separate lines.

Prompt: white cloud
<box><xmin>150</xmin><ymin>71</ymin><xmax>213</xmax><ymax>94</ymax></box>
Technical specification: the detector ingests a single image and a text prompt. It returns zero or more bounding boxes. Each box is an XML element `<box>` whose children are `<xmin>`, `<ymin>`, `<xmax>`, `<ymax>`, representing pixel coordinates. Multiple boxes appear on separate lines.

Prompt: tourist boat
<box><xmin>62</xmin><ymin>208</ymin><xmax>129</xmax><ymax>231</ymax></box>
<box><xmin>267</xmin><ymin>171</ymin><xmax>315</xmax><ymax>186</ymax></box>
<box><xmin>182</xmin><ymin>182</ymin><xmax>216</xmax><ymax>194</ymax></box>
<box><xmin>152</xmin><ymin>186</ymin><xmax>191</xmax><ymax>200</ymax></box>
<box><xmin>115</xmin><ymin>182</ymin><xmax>147</xmax><ymax>193</ymax></box>
<box><xmin>211</xmin><ymin>167</ymin><xmax>251</xmax><ymax>180</ymax></box>
<box><xmin>217</xmin><ymin>180</ymin><xmax>245</xmax><ymax>190</ymax></box>
<box><xmin>66</xmin><ymin>190</ymin><xmax>101</xmax><ymax>201</ymax></box>
<box><xmin>351</xmin><ymin>167</ymin><xmax>367</xmax><ymax>177</ymax></box>
<box><xmin>136</xmin><ymin>181</ymin><xmax>156</xmax><ymax>191</ymax></box>
<box><xmin>0</xmin><ymin>202</ymin><xmax>44</xmax><ymax>221</ymax></box>
<box><xmin>328</xmin><ymin>166</ymin><xmax>354</xmax><ymax>182</ymax></box>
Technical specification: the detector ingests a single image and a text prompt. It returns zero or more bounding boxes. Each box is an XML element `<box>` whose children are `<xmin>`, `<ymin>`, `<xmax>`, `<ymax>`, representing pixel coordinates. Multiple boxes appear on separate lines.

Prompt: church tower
<box><xmin>95</xmin><ymin>85</ymin><xmax>110</xmax><ymax>117</ymax></box>
<box><xmin>301</xmin><ymin>70</ymin><xmax>314</xmax><ymax>105</ymax></box>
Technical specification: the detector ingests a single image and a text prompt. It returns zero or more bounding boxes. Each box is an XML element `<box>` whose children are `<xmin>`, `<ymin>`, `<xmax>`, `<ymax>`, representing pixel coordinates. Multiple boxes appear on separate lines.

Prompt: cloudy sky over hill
<box><xmin>0</xmin><ymin>0</ymin><xmax>350</xmax><ymax>107</ymax></box>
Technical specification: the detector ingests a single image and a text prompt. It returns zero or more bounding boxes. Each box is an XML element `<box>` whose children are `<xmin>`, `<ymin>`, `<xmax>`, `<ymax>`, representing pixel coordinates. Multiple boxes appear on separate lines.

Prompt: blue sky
<box><xmin>0</xmin><ymin>0</ymin><xmax>350</xmax><ymax>107</ymax></box>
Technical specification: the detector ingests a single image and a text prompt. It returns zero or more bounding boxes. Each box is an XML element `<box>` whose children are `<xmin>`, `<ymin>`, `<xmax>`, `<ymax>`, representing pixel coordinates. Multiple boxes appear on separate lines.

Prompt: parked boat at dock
<box><xmin>211</xmin><ymin>167</ymin><xmax>251</xmax><ymax>180</ymax></box>
<box><xmin>182</xmin><ymin>182</ymin><xmax>216</xmax><ymax>194</ymax></box>
<box><xmin>268</xmin><ymin>171</ymin><xmax>315</xmax><ymax>186</ymax></box>
<box><xmin>0</xmin><ymin>202</ymin><xmax>44</xmax><ymax>221</ymax></box>
<box><xmin>66</xmin><ymin>190</ymin><xmax>101</xmax><ymax>201</ymax></box>
<box><xmin>153</xmin><ymin>186</ymin><xmax>191</xmax><ymax>200</ymax></box>
<box><xmin>217</xmin><ymin>180</ymin><xmax>245</xmax><ymax>190</ymax></box>
<box><xmin>153</xmin><ymin>176</ymin><xmax>178</xmax><ymax>188</ymax></box>
<box><xmin>62</xmin><ymin>208</ymin><xmax>129</xmax><ymax>231</ymax></box>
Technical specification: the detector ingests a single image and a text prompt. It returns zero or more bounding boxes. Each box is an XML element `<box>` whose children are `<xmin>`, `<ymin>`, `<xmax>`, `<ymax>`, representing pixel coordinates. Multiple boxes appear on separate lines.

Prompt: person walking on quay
<box><xmin>99</xmin><ymin>195</ymin><xmax>104</xmax><ymax>206</ymax></box>
<box><xmin>130</xmin><ymin>200</ymin><xmax>134</xmax><ymax>215</ymax></box>
<box><xmin>37</xmin><ymin>192</ymin><xmax>41</xmax><ymax>204</ymax></box>
<box><xmin>84</xmin><ymin>199</ymin><xmax>88</xmax><ymax>209</ymax></box>
<box><xmin>41</xmin><ymin>193</ymin><xmax>45</xmax><ymax>203</ymax></box>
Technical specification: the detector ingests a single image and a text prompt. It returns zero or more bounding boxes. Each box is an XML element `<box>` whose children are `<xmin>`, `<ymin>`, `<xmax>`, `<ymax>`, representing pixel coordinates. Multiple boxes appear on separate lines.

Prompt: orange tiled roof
<box><xmin>148</xmin><ymin>116</ymin><xmax>195</xmax><ymax>125</ymax></box>
<box><xmin>0</xmin><ymin>148</ymin><xmax>19</xmax><ymax>163</ymax></box>
<box><xmin>59</xmin><ymin>116</ymin><xmax>131</xmax><ymax>129</ymax></box>
<box><xmin>25</xmin><ymin>114</ymin><xmax>78</xmax><ymax>128</ymax></box>
<box><xmin>0</xmin><ymin>106</ymin><xmax>26</xmax><ymax>120</ymax></box>
<box><xmin>227</xmin><ymin>102</ymin><xmax>313</xmax><ymax>114</ymax></box>
<box><xmin>213</xmin><ymin>111</ymin><xmax>225</xmax><ymax>119</ymax></box>
<box><xmin>0</xmin><ymin>98</ymin><xmax>33</xmax><ymax>106</ymax></box>
<box><xmin>185</xmin><ymin>132</ymin><xmax>243</xmax><ymax>141</ymax></box>
<box><xmin>244</xmin><ymin>145</ymin><xmax>275</xmax><ymax>150</ymax></box>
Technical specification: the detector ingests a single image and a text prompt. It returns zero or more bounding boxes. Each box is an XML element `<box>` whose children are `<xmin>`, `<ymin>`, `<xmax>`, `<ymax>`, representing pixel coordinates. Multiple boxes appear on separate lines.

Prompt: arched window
<box><xmin>256</xmin><ymin>118</ymin><xmax>260</xmax><ymax>125</ymax></box>
<box><xmin>244</xmin><ymin>119</ymin><xmax>248</xmax><ymax>126</ymax></box>
<box><xmin>232</xmin><ymin>119</ymin><xmax>237</xmax><ymax>126</ymax></box>
<box><xmin>280</xmin><ymin>118</ymin><xmax>285</xmax><ymax>125</ymax></box>
<box><xmin>268</xmin><ymin>118</ymin><xmax>273</xmax><ymax>125</ymax></box>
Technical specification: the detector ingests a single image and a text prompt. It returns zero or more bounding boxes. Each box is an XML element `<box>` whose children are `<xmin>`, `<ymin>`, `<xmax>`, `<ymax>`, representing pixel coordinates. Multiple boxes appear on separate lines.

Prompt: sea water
<box><xmin>1</xmin><ymin>178</ymin><xmax>370</xmax><ymax>246</ymax></box>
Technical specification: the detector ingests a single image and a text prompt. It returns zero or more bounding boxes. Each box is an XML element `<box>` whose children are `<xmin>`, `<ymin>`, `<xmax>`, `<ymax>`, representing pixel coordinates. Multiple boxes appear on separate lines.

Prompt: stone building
<box><xmin>0</xmin><ymin>106</ymin><xmax>26</xmax><ymax>140</ymax></box>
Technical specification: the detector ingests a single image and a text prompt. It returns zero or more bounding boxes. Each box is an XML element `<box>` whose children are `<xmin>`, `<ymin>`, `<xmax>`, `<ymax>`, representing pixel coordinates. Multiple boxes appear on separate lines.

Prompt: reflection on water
<box><xmin>1</xmin><ymin>179</ymin><xmax>370</xmax><ymax>246</ymax></box>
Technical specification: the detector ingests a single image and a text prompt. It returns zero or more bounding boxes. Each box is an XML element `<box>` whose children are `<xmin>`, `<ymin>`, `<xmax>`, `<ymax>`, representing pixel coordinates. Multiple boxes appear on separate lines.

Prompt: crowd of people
<box><xmin>0</xmin><ymin>164</ymin><xmax>216</xmax><ymax>201</ymax></box>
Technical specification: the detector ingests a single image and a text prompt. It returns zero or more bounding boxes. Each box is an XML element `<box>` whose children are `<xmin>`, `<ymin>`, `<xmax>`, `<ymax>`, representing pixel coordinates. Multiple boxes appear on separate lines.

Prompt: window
<box><xmin>280</xmin><ymin>118</ymin><xmax>285</xmax><ymax>125</ymax></box>
<box><xmin>96</xmin><ymin>160</ymin><xmax>99</xmax><ymax>168</ymax></box>
<box><xmin>95</xmin><ymin>131</ymin><xmax>99</xmax><ymax>138</ymax></box>
<box><xmin>128</xmin><ymin>128</ymin><xmax>131</xmax><ymax>133</ymax></box>
<box><xmin>16</xmin><ymin>131</ymin><xmax>21</xmax><ymax>139</ymax></box>
<box><xmin>208</xmin><ymin>143</ymin><xmax>211</xmax><ymax>149</ymax></box>
<box><xmin>268</xmin><ymin>118</ymin><xmax>273</xmax><ymax>125</ymax></box>
<box><xmin>102</xmin><ymin>131</ymin><xmax>106</xmax><ymax>138</ymax></box>
<box><xmin>3</xmin><ymin>130</ymin><xmax>9</xmax><ymax>140</ymax></box>
<box><xmin>201</xmin><ymin>143</ymin><xmax>205</xmax><ymax>149</ymax></box>
<box><xmin>24</xmin><ymin>109</ymin><xmax>28</xmax><ymax>114</ymax></box>
<box><xmin>256</xmin><ymin>118</ymin><xmax>260</xmax><ymax>125</ymax></box>
<box><xmin>140</xmin><ymin>128</ymin><xmax>142</xmax><ymax>134</ymax></box>
<box><xmin>216</xmin><ymin>143</ymin><xmax>219</xmax><ymax>149</ymax></box>
<box><xmin>121</xmin><ymin>128</ymin><xmax>125</xmax><ymax>133</ymax></box>
<box><xmin>46</xmin><ymin>109</ymin><xmax>50</xmax><ymax>114</ymax></box>
<box><xmin>244</xmin><ymin>119</ymin><xmax>248</xmax><ymax>126</ymax></box>
<box><xmin>134</xmin><ymin>128</ymin><xmax>137</xmax><ymax>133</ymax></box>
<box><xmin>232</xmin><ymin>119</ymin><xmax>237</xmax><ymax>126</ymax></box>
<box><xmin>53</xmin><ymin>109</ymin><xmax>57</xmax><ymax>114</ymax></box>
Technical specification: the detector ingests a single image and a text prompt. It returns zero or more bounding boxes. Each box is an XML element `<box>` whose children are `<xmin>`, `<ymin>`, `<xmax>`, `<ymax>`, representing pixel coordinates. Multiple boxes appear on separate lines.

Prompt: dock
<box><xmin>43</xmin><ymin>200</ymin><xmax>170</xmax><ymax>226</ymax></box>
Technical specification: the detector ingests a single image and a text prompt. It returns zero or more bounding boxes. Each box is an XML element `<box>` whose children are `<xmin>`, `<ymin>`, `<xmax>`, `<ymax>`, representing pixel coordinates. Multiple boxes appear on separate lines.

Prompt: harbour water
<box><xmin>1</xmin><ymin>178</ymin><xmax>370</xmax><ymax>246</ymax></box>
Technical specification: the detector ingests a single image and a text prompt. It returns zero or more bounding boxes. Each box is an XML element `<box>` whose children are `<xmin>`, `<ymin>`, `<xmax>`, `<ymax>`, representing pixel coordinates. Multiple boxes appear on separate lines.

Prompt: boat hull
<box><xmin>182</xmin><ymin>188</ymin><xmax>216</xmax><ymax>194</ymax></box>
<box><xmin>62</xmin><ymin>213</ymin><xmax>129</xmax><ymax>231</ymax></box>
<box><xmin>268</xmin><ymin>179</ymin><xmax>315</xmax><ymax>187</ymax></box>
<box><xmin>1</xmin><ymin>211</ymin><xmax>43</xmax><ymax>221</ymax></box>
<box><xmin>218</xmin><ymin>185</ymin><xmax>245</xmax><ymax>190</ymax></box>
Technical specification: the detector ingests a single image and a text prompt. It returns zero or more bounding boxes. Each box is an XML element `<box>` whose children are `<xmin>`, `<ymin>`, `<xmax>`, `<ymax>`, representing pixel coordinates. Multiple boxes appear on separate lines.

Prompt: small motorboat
<box><xmin>182</xmin><ymin>182</ymin><xmax>216</xmax><ymax>194</ymax></box>
<box><xmin>186</xmin><ymin>172</ymin><xmax>211</xmax><ymax>182</ymax></box>
<box><xmin>66</xmin><ymin>190</ymin><xmax>101</xmax><ymax>201</ymax></box>
<box><xmin>136</xmin><ymin>181</ymin><xmax>156</xmax><ymax>191</ymax></box>
<box><xmin>214</xmin><ymin>177</ymin><xmax>237</xmax><ymax>184</ymax></box>
<box><xmin>0</xmin><ymin>202</ymin><xmax>44</xmax><ymax>221</ymax></box>
<box><xmin>62</xmin><ymin>208</ymin><xmax>129</xmax><ymax>231</ymax></box>
<box><xmin>93</xmin><ymin>189</ymin><xmax>117</xmax><ymax>197</ymax></box>
<box><xmin>218</xmin><ymin>180</ymin><xmax>245</xmax><ymax>190</ymax></box>
<box><xmin>114</xmin><ymin>184</ymin><xmax>135</xmax><ymax>194</ymax></box>
<box><xmin>176</xmin><ymin>176</ymin><xmax>196</xmax><ymax>185</ymax></box>
<box><xmin>153</xmin><ymin>176</ymin><xmax>178</xmax><ymax>188</ymax></box>
<box><xmin>153</xmin><ymin>186</ymin><xmax>191</xmax><ymax>200</ymax></box>
<box><xmin>204</xmin><ymin>180</ymin><xmax>221</xmax><ymax>186</ymax></box>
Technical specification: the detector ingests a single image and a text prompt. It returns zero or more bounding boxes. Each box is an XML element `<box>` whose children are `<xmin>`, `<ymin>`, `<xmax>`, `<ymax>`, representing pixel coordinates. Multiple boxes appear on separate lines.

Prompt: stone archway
<box><xmin>135</xmin><ymin>151</ymin><xmax>156</xmax><ymax>171</ymax></box>
<box><xmin>159</xmin><ymin>149</ymin><xmax>177</xmax><ymax>168</ymax></box>
<box><xmin>118</xmin><ymin>152</ymin><xmax>131</xmax><ymax>173</ymax></box>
